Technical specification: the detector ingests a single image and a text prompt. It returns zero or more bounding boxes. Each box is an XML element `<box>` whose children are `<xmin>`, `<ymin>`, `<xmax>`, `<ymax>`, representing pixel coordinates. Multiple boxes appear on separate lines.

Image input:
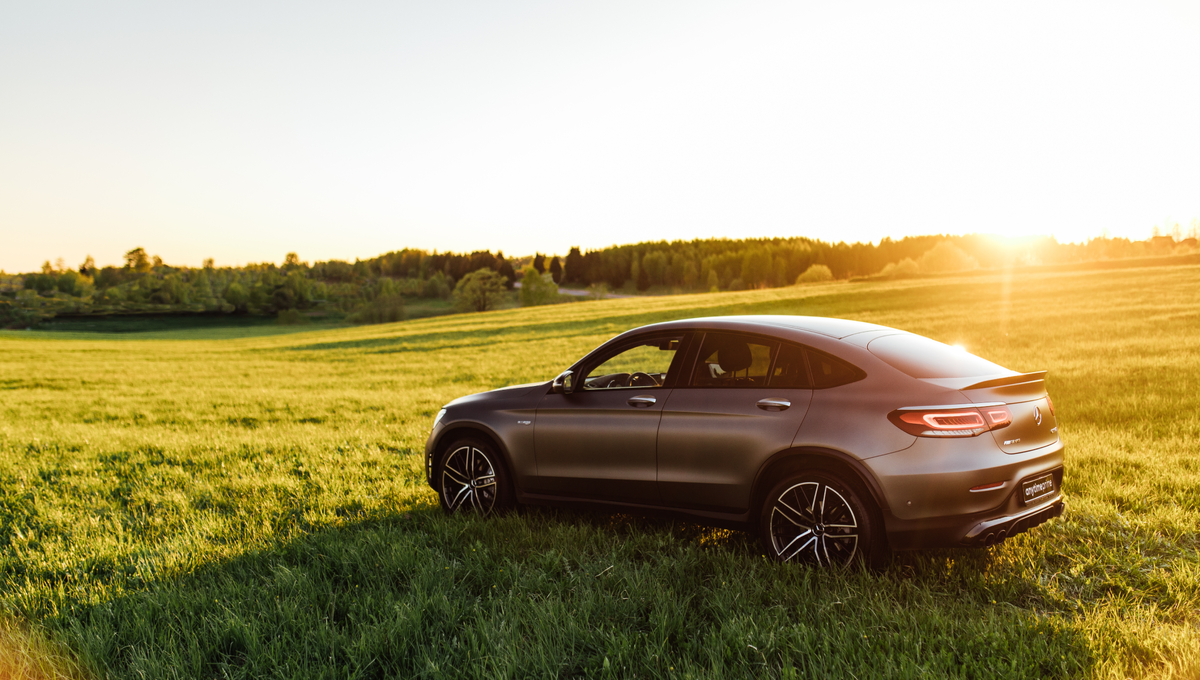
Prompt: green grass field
<box><xmin>2</xmin><ymin>266</ymin><xmax>1198</xmax><ymax>679</ymax></box>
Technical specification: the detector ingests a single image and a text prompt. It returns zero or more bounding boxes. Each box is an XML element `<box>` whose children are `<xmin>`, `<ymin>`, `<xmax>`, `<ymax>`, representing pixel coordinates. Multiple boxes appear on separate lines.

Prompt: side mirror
<box><xmin>553</xmin><ymin>370</ymin><xmax>576</xmax><ymax>395</ymax></box>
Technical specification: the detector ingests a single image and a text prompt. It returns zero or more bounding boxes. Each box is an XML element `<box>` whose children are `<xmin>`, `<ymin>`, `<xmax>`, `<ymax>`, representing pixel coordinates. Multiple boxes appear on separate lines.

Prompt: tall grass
<box><xmin>1</xmin><ymin>266</ymin><xmax>1198</xmax><ymax>678</ymax></box>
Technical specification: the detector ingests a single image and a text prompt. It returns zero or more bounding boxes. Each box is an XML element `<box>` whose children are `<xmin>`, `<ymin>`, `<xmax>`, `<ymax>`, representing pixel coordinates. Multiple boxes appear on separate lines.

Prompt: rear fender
<box><xmin>749</xmin><ymin>447</ymin><xmax>890</xmax><ymax>526</ymax></box>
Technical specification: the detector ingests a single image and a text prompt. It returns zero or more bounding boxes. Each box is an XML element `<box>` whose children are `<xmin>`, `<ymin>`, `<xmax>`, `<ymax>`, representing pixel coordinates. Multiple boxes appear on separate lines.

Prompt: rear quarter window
<box><xmin>806</xmin><ymin>347</ymin><xmax>865</xmax><ymax>388</ymax></box>
<box><xmin>868</xmin><ymin>333</ymin><xmax>1007</xmax><ymax>379</ymax></box>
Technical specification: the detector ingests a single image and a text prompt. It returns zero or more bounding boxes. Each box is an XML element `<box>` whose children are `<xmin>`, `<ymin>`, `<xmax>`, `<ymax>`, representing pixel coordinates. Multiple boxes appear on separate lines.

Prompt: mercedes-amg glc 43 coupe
<box><xmin>425</xmin><ymin>316</ymin><xmax>1064</xmax><ymax>567</ymax></box>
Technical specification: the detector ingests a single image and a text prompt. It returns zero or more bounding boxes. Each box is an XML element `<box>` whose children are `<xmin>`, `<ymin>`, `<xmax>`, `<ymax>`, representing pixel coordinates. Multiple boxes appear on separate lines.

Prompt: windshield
<box><xmin>867</xmin><ymin>333</ymin><xmax>1008</xmax><ymax>380</ymax></box>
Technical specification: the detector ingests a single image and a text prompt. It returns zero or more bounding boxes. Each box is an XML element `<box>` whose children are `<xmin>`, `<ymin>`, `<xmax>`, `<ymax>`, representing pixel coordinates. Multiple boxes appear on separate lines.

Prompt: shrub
<box><xmin>795</xmin><ymin>264</ymin><xmax>833</xmax><ymax>284</ymax></box>
<box><xmin>422</xmin><ymin>272</ymin><xmax>452</xmax><ymax>299</ymax></box>
<box><xmin>877</xmin><ymin>258</ymin><xmax>921</xmax><ymax>279</ymax></box>
<box><xmin>520</xmin><ymin>267</ymin><xmax>559</xmax><ymax>307</ymax></box>
<box><xmin>346</xmin><ymin>295</ymin><xmax>405</xmax><ymax>324</ymax></box>
<box><xmin>453</xmin><ymin>269</ymin><xmax>508</xmax><ymax>313</ymax></box>
<box><xmin>918</xmin><ymin>241</ymin><xmax>979</xmax><ymax>273</ymax></box>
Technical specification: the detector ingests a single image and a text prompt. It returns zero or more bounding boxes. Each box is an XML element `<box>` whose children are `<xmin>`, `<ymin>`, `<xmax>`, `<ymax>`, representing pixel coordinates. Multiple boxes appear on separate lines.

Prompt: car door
<box><xmin>532</xmin><ymin>333</ymin><xmax>688</xmax><ymax>503</ymax></box>
<box><xmin>656</xmin><ymin>333</ymin><xmax>813</xmax><ymax>512</ymax></box>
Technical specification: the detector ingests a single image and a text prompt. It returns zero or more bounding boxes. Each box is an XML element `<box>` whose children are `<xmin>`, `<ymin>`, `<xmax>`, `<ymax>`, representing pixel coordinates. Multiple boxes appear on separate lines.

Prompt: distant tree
<box><xmin>636</xmin><ymin>262</ymin><xmax>651</xmax><ymax>291</ymax></box>
<box><xmin>549</xmin><ymin>256</ymin><xmax>563</xmax><ymax>284</ymax></box>
<box><xmin>642</xmin><ymin>251</ymin><xmax>667</xmax><ymax>286</ymax></box>
<box><xmin>55</xmin><ymin>271</ymin><xmax>84</xmax><ymax>296</ymax></box>
<box><xmin>876</xmin><ymin>259</ymin><xmax>920</xmax><ymax>280</ymax></box>
<box><xmin>495</xmin><ymin>251</ymin><xmax>517</xmax><ymax>288</ymax></box>
<box><xmin>706</xmin><ymin>269</ymin><xmax>719</xmax><ymax>292</ymax></box>
<box><xmin>203</xmin><ymin>258</ymin><xmax>215</xmax><ymax>269</ymax></box>
<box><xmin>283</xmin><ymin>252</ymin><xmax>304</xmax><ymax>270</ymax></box>
<box><xmin>422</xmin><ymin>271</ymin><xmax>452</xmax><ymax>298</ymax></box>
<box><xmin>918</xmin><ymin>241</ymin><xmax>978</xmax><ymax>273</ymax></box>
<box><xmin>25</xmin><ymin>273</ymin><xmax>56</xmax><ymax>294</ymax></box>
<box><xmin>519</xmin><ymin>266</ymin><xmax>559</xmax><ymax>307</ymax></box>
<box><xmin>222</xmin><ymin>282</ymin><xmax>250</xmax><ymax>311</ymax></box>
<box><xmin>795</xmin><ymin>264</ymin><xmax>834</xmax><ymax>284</ymax></box>
<box><xmin>453</xmin><ymin>269</ymin><xmax>508</xmax><ymax>312</ymax></box>
<box><xmin>54</xmin><ymin>258</ymin><xmax>67</xmax><ymax>273</ymax></box>
<box><xmin>581</xmin><ymin>250</ymin><xmax>603</xmax><ymax>286</ymax></box>
<box><xmin>152</xmin><ymin>255</ymin><xmax>164</xmax><ymax>269</ymax></box>
<box><xmin>124</xmin><ymin>248</ymin><xmax>152</xmax><ymax>273</ymax></box>
<box><xmin>93</xmin><ymin>267</ymin><xmax>121</xmax><ymax>289</ymax></box>
<box><xmin>533</xmin><ymin>253</ymin><xmax>546</xmax><ymax>274</ymax></box>
<box><xmin>741</xmin><ymin>248</ymin><xmax>772</xmax><ymax>288</ymax></box>
<box><xmin>79</xmin><ymin>255</ymin><xmax>95</xmax><ymax>277</ymax></box>
<box><xmin>353</xmin><ymin>260</ymin><xmax>370</xmax><ymax>279</ymax></box>
<box><xmin>564</xmin><ymin>247</ymin><xmax>584</xmax><ymax>285</ymax></box>
<box><xmin>41</xmin><ymin>261</ymin><xmax>53</xmax><ymax>275</ymax></box>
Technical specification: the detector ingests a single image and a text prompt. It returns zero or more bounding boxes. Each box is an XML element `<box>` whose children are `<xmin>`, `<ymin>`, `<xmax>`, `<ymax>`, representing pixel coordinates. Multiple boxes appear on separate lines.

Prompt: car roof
<box><xmin>641</xmin><ymin>315</ymin><xmax>890</xmax><ymax>340</ymax></box>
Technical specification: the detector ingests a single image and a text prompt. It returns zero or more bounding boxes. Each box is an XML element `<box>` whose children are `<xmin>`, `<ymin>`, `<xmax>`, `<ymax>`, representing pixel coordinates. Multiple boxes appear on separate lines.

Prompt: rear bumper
<box><xmin>879</xmin><ymin>463</ymin><xmax>1065</xmax><ymax>550</ymax></box>
<box><xmin>961</xmin><ymin>497</ymin><xmax>1065</xmax><ymax>546</ymax></box>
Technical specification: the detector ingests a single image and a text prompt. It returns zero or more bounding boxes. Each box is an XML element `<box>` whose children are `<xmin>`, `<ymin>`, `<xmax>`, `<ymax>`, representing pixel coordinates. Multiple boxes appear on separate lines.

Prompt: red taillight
<box><xmin>984</xmin><ymin>408</ymin><xmax>1012</xmax><ymax>428</ymax></box>
<box><xmin>1046</xmin><ymin>395</ymin><xmax>1055</xmax><ymax>416</ymax></box>
<box><xmin>888</xmin><ymin>405</ymin><xmax>1012</xmax><ymax>438</ymax></box>
<box><xmin>901</xmin><ymin>410</ymin><xmax>984</xmax><ymax>430</ymax></box>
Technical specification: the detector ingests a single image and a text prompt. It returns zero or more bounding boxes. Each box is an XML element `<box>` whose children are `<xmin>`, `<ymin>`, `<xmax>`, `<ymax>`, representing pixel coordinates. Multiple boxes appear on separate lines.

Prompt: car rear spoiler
<box><xmin>962</xmin><ymin>371</ymin><xmax>1047</xmax><ymax>391</ymax></box>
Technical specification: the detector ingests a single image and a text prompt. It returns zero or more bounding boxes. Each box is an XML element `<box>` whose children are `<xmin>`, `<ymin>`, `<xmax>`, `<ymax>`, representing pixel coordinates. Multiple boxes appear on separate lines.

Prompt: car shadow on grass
<box><xmin>45</xmin><ymin>503</ymin><xmax>1097</xmax><ymax>680</ymax></box>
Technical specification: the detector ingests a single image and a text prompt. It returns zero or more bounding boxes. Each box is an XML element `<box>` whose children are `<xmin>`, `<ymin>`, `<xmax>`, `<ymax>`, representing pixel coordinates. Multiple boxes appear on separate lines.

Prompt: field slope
<box><xmin>1</xmin><ymin>266</ymin><xmax>1198</xmax><ymax>679</ymax></box>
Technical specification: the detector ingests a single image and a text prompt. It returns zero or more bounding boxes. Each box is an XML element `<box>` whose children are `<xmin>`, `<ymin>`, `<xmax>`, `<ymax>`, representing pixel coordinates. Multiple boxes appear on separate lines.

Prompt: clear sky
<box><xmin>2</xmin><ymin>1</ymin><xmax>1199</xmax><ymax>272</ymax></box>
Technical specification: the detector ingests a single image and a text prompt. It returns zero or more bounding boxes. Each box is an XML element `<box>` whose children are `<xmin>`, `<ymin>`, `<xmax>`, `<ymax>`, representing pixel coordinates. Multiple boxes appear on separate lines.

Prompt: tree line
<box><xmin>2</xmin><ymin>230</ymin><xmax>1195</xmax><ymax>328</ymax></box>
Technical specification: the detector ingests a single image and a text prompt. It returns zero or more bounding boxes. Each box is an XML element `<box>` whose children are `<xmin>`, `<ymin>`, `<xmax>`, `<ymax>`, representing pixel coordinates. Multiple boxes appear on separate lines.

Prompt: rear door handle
<box><xmin>627</xmin><ymin>395</ymin><xmax>657</xmax><ymax>408</ymax></box>
<box><xmin>757</xmin><ymin>398</ymin><xmax>791</xmax><ymax>411</ymax></box>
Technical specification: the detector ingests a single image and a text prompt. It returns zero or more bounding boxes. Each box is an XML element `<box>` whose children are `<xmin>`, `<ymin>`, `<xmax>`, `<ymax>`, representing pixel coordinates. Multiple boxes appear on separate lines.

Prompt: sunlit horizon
<box><xmin>4</xmin><ymin>1</ymin><xmax>1199</xmax><ymax>272</ymax></box>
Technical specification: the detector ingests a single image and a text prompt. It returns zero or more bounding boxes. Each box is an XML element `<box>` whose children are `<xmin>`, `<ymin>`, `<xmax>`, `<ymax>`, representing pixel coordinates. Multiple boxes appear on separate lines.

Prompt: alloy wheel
<box><xmin>769</xmin><ymin>481</ymin><xmax>859</xmax><ymax>567</ymax></box>
<box><xmin>441</xmin><ymin>445</ymin><xmax>498</xmax><ymax>515</ymax></box>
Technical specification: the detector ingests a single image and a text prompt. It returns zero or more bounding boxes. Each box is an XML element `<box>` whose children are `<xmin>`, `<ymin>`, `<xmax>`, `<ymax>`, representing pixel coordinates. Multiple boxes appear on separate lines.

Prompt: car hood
<box><xmin>445</xmin><ymin>381</ymin><xmax>550</xmax><ymax>408</ymax></box>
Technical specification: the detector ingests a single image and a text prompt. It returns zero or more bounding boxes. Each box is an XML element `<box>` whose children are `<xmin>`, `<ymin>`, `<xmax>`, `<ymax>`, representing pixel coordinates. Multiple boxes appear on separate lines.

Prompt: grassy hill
<box><xmin>1</xmin><ymin>266</ymin><xmax>1198</xmax><ymax>679</ymax></box>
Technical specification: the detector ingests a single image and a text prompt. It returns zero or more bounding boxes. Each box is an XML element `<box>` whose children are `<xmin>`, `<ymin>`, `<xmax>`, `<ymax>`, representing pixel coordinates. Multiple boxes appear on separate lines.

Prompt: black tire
<box><xmin>760</xmin><ymin>470</ymin><xmax>880</xmax><ymax>569</ymax></box>
<box><xmin>437</xmin><ymin>437</ymin><xmax>514</xmax><ymax>517</ymax></box>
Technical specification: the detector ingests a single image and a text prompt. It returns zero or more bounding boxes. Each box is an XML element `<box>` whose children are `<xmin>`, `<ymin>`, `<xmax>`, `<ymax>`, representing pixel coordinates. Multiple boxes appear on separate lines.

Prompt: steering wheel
<box><xmin>628</xmin><ymin>371</ymin><xmax>658</xmax><ymax>387</ymax></box>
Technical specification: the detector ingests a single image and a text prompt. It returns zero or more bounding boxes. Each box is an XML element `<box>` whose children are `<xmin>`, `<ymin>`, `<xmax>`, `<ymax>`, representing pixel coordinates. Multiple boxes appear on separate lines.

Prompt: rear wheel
<box><xmin>760</xmin><ymin>470</ymin><xmax>878</xmax><ymax>568</ymax></box>
<box><xmin>437</xmin><ymin>438</ymin><xmax>513</xmax><ymax>517</ymax></box>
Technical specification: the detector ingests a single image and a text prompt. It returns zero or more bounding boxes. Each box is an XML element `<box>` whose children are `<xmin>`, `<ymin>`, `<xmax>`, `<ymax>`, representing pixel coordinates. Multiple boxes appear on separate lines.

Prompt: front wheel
<box><xmin>437</xmin><ymin>438</ymin><xmax>513</xmax><ymax>517</ymax></box>
<box><xmin>760</xmin><ymin>470</ymin><xmax>879</xmax><ymax>568</ymax></box>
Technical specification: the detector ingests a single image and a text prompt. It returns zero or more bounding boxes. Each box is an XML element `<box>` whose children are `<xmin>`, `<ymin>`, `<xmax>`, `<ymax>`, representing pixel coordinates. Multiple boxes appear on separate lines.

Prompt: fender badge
<box><xmin>517</xmin><ymin>420</ymin><xmax>531</xmax><ymax>425</ymax></box>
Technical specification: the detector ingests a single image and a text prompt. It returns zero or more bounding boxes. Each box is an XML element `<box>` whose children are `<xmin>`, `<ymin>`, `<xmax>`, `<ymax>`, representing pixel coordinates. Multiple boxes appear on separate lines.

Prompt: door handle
<box><xmin>627</xmin><ymin>395</ymin><xmax>657</xmax><ymax>408</ymax></box>
<box><xmin>757</xmin><ymin>398</ymin><xmax>791</xmax><ymax>411</ymax></box>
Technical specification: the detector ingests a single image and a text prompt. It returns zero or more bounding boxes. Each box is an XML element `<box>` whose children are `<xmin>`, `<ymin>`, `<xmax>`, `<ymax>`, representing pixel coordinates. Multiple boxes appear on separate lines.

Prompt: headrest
<box><xmin>716</xmin><ymin>339</ymin><xmax>753</xmax><ymax>373</ymax></box>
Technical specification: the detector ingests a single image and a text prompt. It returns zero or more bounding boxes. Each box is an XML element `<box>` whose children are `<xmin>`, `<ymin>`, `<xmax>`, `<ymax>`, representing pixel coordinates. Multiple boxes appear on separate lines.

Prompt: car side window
<box><xmin>582</xmin><ymin>336</ymin><xmax>682</xmax><ymax>389</ymax></box>
<box><xmin>769</xmin><ymin>343</ymin><xmax>812</xmax><ymax>388</ymax></box>
<box><xmin>806</xmin><ymin>347</ymin><xmax>865</xmax><ymax>388</ymax></box>
<box><xmin>690</xmin><ymin>332</ymin><xmax>777</xmax><ymax>387</ymax></box>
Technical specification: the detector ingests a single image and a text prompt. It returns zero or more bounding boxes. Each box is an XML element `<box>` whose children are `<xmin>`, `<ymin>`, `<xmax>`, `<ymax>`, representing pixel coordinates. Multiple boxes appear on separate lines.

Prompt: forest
<box><xmin>1</xmin><ymin>229</ymin><xmax>1196</xmax><ymax>329</ymax></box>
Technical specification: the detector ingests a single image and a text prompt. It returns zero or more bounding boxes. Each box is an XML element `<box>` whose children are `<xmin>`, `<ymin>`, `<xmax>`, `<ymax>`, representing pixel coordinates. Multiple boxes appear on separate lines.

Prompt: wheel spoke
<box><xmin>448</xmin><ymin>484</ymin><xmax>472</xmax><ymax>511</ymax></box>
<box><xmin>805</xmin><ymin>484</ymin><xmax>819</xmax><ymax>514</ymax></box>
<box><xmin>774</xmin><ymin>501</ymin><xmax>809</xmax><ymax>528</ymax></box>
<box><xmin>473</xmin><ymin>475</ymin><xmax>496</xmax><ymax>489</ymax></box>
<box><xmin>781</xmin><ymin>533</ymin><xmax>817</xmax><ymax>562</ymax></box>
<box><xmin>443</xmin><ymin>466</ymin><xmax>469</xmax><ymax>486</ymax></box>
